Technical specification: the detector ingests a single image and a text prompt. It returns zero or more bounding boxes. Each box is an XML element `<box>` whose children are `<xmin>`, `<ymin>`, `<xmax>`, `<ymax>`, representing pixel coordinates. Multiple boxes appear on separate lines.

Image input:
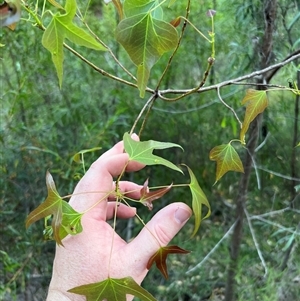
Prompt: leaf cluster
<box><xmin>25</xmin><ymin>133</ymin><xmax>211</xmax><ymax>300</ymax></box>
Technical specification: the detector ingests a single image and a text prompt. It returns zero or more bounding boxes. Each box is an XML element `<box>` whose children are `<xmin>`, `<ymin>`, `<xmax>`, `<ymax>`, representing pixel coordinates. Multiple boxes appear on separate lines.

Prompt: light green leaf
<box><xmin>209</xmin><ymin>143</ymin><xmax>244</xmax><ymax>183</ymax></box>
<box><xmin>26</xmin><ymin>171</ymin><xmax>82</xmax><ymax>245</ymax></box>
<box><xmin>183</xmin><ymin>165</ymin><xmax>211</xmax><ymax>237</ymax></box>
<box><xmin>240</xmin><ymin>89</ymin><xmax>268</xmax><ymax>144</ymax></box>
<box><xmin>68</xmin><ymin>277</ymin><xmax>157</xmax><ymax>301</ymax></box>
<box><xmin>59</xmin><ymin>201</ymin><xmax>83</xmax><ymax>239</ymax></box>
<box><xmin>116</xmin><ymin>1</ymin><xmax>178</xmax><ymax>97</ymax></box>
<box><xmin>42</xmin><ymin>0</ymin><xmax>106</xmax><ymax>87</ymax></box>
<box><xmin>123</xmin><ymin>132</ymin><xmax>183</xmax><ymax>173</ymax></box>
<box><xmin>72</xmin><ymin>147</ymin><xmax>102</xmax><ymax>163</ymax></box>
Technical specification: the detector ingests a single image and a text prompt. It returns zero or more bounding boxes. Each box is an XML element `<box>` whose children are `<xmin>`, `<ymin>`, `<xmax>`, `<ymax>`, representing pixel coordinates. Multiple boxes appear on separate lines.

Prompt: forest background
<box><xmin>1</xmin><ymin>0</ymin><xmax>299</xmax><ymax>300</ymax></box>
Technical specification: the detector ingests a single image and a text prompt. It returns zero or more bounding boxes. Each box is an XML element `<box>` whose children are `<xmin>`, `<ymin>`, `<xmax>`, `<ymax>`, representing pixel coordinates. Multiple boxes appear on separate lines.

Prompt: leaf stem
<box><xmin>217</xmin><ymin>86</ymin><xmax>243</xmax><ymax>128</ymax></box>
<box><xmin>180</xmin><ymin>16</ymin><xmax>211</xmax><ymax>43</ymax></box>
<box><xmin>155</xmin><ymin>0</ymin><xmax>191</xmax><ymax>90</ymax></box>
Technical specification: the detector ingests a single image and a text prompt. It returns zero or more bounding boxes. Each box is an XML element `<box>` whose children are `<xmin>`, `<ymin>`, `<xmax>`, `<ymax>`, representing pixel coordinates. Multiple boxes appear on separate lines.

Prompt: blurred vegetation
<box><xmin>1</xmin><ymin>0</ymin><xmax>299</xmax><ymax>300</ymax></box>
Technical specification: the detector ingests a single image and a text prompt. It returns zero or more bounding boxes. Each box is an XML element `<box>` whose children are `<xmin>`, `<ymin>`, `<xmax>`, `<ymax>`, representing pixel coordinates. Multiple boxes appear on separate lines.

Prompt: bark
<box><xmin>224</xmin><ymin>1</ymin><xmax>277</xmax><ymax>300</ymax></box>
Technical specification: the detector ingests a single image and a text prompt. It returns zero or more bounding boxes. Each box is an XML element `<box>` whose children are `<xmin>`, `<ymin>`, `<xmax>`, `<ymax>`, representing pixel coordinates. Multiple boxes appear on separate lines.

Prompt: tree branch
<box><xmin>158</xmin><ymin>52</ymin><xmax>300</xmax><ymax>96</ymax></box>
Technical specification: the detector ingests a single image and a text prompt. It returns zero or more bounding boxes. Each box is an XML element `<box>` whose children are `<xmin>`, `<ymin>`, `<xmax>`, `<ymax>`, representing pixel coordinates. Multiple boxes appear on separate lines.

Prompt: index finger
<box><xmin>69</xmin><ymin>138</ymin><xmax>144</xmax><ymax>220</ymax></box>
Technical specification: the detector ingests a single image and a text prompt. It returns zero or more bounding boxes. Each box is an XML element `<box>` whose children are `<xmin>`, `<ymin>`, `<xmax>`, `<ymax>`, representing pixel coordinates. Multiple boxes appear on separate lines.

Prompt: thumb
<box><xmin>125</xmin><ymin>202</ymin><xmax>192</xmax><ymax>275</ymax></box>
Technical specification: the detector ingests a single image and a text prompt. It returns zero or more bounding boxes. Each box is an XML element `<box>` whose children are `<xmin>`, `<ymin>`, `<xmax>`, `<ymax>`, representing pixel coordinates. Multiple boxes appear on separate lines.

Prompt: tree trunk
<box><xmin>224</xmin><ymin>1</ymin><xmax>277</xmax><ymax>300</ymax></box>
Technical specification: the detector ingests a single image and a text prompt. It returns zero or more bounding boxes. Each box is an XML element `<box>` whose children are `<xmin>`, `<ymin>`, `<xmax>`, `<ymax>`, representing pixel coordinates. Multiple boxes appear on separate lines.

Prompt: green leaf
<box><xmin>26</xmin><ymin>171</ymin><xmax>64</xmax><ymax>244</ymax></box>
<box><xmin>123</xmin><ymin>132</ymin><xmax>183</xmax><ymax>173</ymax></box>
<box><xmin>184</xmin><ymin>165</ymin><xmax>211</xmax><ymax>237</ymax></box>
<box><xmin>25</xmin><ymin>171</ymin><xmax>82</xmax><ymax>245</ymax></box>
<box><xmin>59</xmin><ymin>201</ymin><xmax>83</xmax><ymax>239</ymax></box>
<box><xmin>42</xmin><ymin>0</ymin><xmax>106</xmax><ymax>87</ymax></box>
<box><xmin>68</xmin><ymin>276</ymin><xmax>157</xmax><ymax>301</ymax></box>
<box><xmin>116</xmin><ymin>1</ymin><xmax>178</xmax><ymax>97</ymax></box>
<box><xmin>209</xmin><ymin>143</ymin><xmax>244</xmax><ymax>183</ymax></box>
<box><xmin>146</xmin><ymin>245</ymin><xmax>189</xmax><ymax>279</ymax></box>
<box><xmin>295</xmin><ymin>142</ymin><xmax>300</xmax><ymax>148</ymax></box>
<box><xmin>240</xmin><ymin>89</ymin><xmax>268</xmax><ymax>144</ymax></box>
<box><xmin>72</xmin><ymin>147</ymin><xmax>102</xmax><ymax>163</ymax></box>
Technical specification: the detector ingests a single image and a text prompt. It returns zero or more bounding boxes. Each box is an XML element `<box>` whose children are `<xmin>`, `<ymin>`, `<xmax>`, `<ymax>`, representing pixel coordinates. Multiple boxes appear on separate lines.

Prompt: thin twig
<box><xmin>244</xmin><ymin>208</ymin><xmax>268</xmax><ymax>278</ymax></box>
<box><xmin>159</xmin><ymin>53</ymin><xmax>300</xmax><ymax>96</ymax></box>
<box><xmin>217</xmin><ymin>86</ymin><xmax>243</xmax><ymax>127</ymax></box>
<box><xmin>155</xmin><ymin>0</ymin><xmax>191</xmax><ymax>90</ymax></box>
<box><xmin>81</xmin><ymin>20</ymin><xmax>137</xmax><ymax>81</ymax></box>
<box><xmin>246</xmin><ymin>147</ymin><xmax>261</xmax><ymax>190</ymax></box>
<box><xmin>63</xmin><ymin>43</ymin><xmax>144</xmax><ymax>91</ymax></box>
<box><xmin>186</xmin><ymin>220</ymin><xmax>237</xmax><ymax>275</ymax></box>
<box><xmin>251</xmin><ymin>207</ymin><xmax>293</xmax><ymax>218</ymax></box>
<box><xmin>256</xmin><ymin>166</ymin><xmax>300</xmax><ymax>181</ymax></box>
<box><xmin>130</xmin><ymin>94</ymin><xmax>157</xmax><ymax>135</ymax></box>
<box><xmin>255</xmin><ymin>132</ymin><xmax>271</xmax><ymax>152</ymax></box>
<box><xmin>250</xmin><ymin>216</ymin><xmax>300</xmax><ymax>235</ymax></box>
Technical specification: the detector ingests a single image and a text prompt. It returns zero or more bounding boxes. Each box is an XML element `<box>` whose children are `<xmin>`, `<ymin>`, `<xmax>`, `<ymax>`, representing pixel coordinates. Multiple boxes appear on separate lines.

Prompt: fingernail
<box><xmin>174</xmin><ymin>207</ymin><xmax>191</xmax><ymax>224</ymax></box>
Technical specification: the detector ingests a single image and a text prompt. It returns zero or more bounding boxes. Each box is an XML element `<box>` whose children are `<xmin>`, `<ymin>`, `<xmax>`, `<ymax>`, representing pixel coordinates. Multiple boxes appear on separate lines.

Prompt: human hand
<box><xmin>46</xmin><ymin>135</ymin><xmax>192</xmax><ymax>300</ymax></box>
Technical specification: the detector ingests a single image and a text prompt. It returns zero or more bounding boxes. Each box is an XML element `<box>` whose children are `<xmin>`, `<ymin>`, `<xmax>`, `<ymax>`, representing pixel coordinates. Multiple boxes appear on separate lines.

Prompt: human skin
<box><xmin>46</xmin><ymin>135</ymin><xmax>192</xmax><ymax>300</ymax></box>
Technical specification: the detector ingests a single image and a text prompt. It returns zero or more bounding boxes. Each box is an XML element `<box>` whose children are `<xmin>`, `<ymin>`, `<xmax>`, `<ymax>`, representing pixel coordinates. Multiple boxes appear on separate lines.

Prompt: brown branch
<box><xmin>266</xmin><ymin>48</ymin><xmax>300</xmax><ymax>82</ymax></box>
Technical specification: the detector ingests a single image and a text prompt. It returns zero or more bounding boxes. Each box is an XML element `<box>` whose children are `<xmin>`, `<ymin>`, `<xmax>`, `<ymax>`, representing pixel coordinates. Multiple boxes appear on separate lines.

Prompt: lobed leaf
<box><xmin>147</xmin><ymin>245</ymin><xmax>190</xmax><ymax>279</ymax></box>
<box><xmin>59</xmin><ymin>201</ymin><xmax>83</xmax><ymax>240</ymax></box>
<box><xmin>183</xmin><ymin>165</ymin><xmax>211</xmax><ymax>237</ymax></box>
<box><xmin>68</xmin><ymin>276</ymin><xmax>157</xmax><ymax>301</ymax></box>
<box><xmin>26</xmin><ymin>171</ymin><xmax>82</xmax><ymax>245</ymax></box>
<box><xmin>209</xmin><ymin>143</ymin><xmax>244</xmax><ymax>183</ymax></box>
<box><xmin>240</xmin><ymin>89</ymin><xmax>268</xmax><ymax>144</ymax></box>
<box><xmin>42</xmin><ymin>0</ymin><xmax>106</xmax><ymax>87</ymax></box>
<box><xmin>116</xmin><ymin>1</ymin><xmax>178</xmax><ymax>97</ymax></box>
<box><xmin>123</xmin><ymin>132</ymin><xmax>183</xmax><ymax>173</ymax></box>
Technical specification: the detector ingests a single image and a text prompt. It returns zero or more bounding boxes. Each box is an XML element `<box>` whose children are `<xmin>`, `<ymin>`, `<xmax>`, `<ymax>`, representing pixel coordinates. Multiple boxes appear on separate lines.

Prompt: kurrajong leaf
<box><xmin>123</xmin><ymin>132</ymin><xmax>183</xmax><ymax>173</ymax></box>
<box><xmin>140</xmin><ymin>178</ymin><xmax>172</xmax><ymax>210</ymax></box>
<box><xmin>240</xmin><ymin>89</ymin><xmax>268</xmax><ymax>144</ymax></box>
<box><xmin>183</xmin><ymin>165</ymin><xmax>211</xmax><ymax>237</ymax></box>
<box><xmin>42</xmin><ymin>0</ymin><xmax>106</xmax><ymax>87</ymax></box>
<box><xmin>147</xmin><ymin>245</ymin><xmax>190</xmax><ymax>279</ymax></box>
<box><xmin>68</xmin><ymin>276</ymin><xmax>157</xmax><ymax>301</ymax></box>
<box><xmin>26</xmin><ymin>171</ymin><xmax>82</xmax><ymax>245</ymax></box>
<box><xmin>209</xmin><ymin>143</ymin><xmax>244</xmax><ymax>183</ymax></box>
<box><xmin>116</xmin><ymin>0</ymin><xmax>178</xmax><ymax>97</ymax></box>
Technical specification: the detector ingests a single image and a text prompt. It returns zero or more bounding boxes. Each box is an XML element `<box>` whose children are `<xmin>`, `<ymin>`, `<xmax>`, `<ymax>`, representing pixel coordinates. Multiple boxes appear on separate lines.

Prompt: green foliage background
<box><xmin>1</xmin><ymin>0</ymin><xmax>299</xmax><ymax>300</ymax></box>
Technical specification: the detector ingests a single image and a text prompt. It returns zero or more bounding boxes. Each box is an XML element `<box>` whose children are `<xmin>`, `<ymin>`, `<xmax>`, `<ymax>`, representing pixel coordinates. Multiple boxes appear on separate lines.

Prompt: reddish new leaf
<box><xmin>147</xmin><ymin>245</ymin><xmax>190</xmax><ymax>279</ymax></box>
<box><xmin>68</xmin><ymin>276</ymin><xmax>156</xmax><ymax>301</ymax></box>
<box><xmin>170</xmin><ymin>16</ymin><xmax>181</xmax><ymax>27</ymax></box>
<box><xmin>140</xmin><ymin>179</ymin><xmax>172</xmax><ymax>210</ymax></box>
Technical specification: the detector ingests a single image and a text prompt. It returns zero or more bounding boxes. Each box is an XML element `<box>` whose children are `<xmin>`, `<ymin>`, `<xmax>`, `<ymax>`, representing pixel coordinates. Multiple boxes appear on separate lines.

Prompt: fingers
<box><xmin>106</xmin><ymin>203</ymin><xmax>136</xmax><ymax>220</ymax></box>
<box><xmin>109</xmin><ymin>181</ymin><xmax>143</xmax><ymax>200</ymax></box>
<box><xmin>124</xmin><ymin>203</ymin><xmax>192</xmax><ymax>274</ymax></box>
<box><xmin>69</xmin><ymin>135</ymin><xmax>144</xmax><ymax>219</ymax></box>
